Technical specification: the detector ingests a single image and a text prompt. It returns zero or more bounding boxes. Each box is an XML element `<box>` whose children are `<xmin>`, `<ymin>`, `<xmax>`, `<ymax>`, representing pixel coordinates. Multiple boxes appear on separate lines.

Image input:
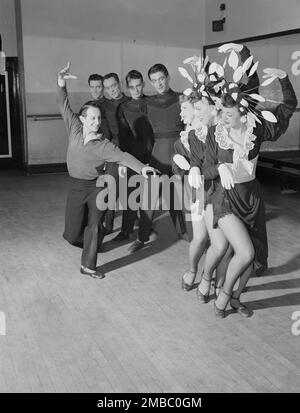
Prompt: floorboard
<box><xmin>0</xmin><ymin>173</ymin><xmax>299</xmax><ymax>392</ymax></box>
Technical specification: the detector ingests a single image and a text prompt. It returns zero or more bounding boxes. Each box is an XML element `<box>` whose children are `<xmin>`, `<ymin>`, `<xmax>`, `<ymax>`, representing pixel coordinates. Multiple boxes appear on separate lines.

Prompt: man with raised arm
<box><xmin>57</xmin><ymin>63</ymin><xmax>156</xmax><ymax>278</ymax></box>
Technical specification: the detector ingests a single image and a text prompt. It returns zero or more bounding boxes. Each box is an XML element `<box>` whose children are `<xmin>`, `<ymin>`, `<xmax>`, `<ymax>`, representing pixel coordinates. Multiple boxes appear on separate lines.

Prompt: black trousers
<box><xmin>102</xmin><ymin>162</ymin><xmax>119</xmax><ymax>232</ymax></box>
<box><xmin>63</xmin><ymin>177</ymin><xmax>106</xmax><ymax>270</ymax></box>
<box><xmin>136</xmin><ymin>138</ymin><xmax>186</xmax><ymax>242</ymax></box>
<box><xmin>137</xmin><ymin>175</ymin><xmax>186</xmax><ymax>243</ymax></box>
<box><xmin>120</xmin><ymin>168</ymin><xmax>138</xmax><ymax>234</ymax></box>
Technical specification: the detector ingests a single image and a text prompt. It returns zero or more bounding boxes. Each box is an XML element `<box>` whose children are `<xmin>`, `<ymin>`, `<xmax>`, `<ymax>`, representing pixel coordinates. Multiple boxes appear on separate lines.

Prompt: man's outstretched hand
<box><xmin>141</xmin><ymin>166</ymin><xmax>160</xmax><ymax>178</ymax></box>
<box><xmin>58</xmin><ymin>62</ymin><xmax>77</xmax><ymax>87</ymax></box>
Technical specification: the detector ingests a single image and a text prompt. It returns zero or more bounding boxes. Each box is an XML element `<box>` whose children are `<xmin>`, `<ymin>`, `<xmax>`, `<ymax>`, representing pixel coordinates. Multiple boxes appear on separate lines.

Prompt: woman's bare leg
<box><xmin>197</xmin><ymin>204</ymin><xmax>229</xmax><ymax>297</ymax></box>
<box><xmin>215</xmin><ymin>214</ymin><xmax>254</xmax><ymax>311</ymax></box>
<box><xmin>214</xmin><ymin>245</ymin><xmax>233</xmax><ymax>296</ymax></box>
<box><xmin>183</xmin><ymin>215</ymin><xmax>209</xmax><ymax>285</ymax></box>
<box><xmin>232</xmin><ymin>264</ymin><xmax>253</xmax><ymax>298</ymax></box>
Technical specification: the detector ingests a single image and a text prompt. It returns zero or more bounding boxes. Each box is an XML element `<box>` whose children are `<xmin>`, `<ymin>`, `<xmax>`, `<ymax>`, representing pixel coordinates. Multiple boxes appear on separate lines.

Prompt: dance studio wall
<box><xmin>204</xmin><ymin>0</ymin><xmax>300</xmax><ymax>152</ymax></box>
<box><xmin>206</xmin><ymin>38</ymin><xmax>300</xmax><ymax>151</ymax></box>
<box><xmin>205</xmin><ymin>0</ymin><xmax>300</xmax><ymax>45</ymax></box>
<box><xmin>0</xmin><ymin>0</ymin><xmax>17</xmax><ymax>56</ymax></box>
<box><xmin>20</xmin><ymin>0</ymin><xmax>205</xmax><ymax>166</ymax></box>
<box><xmin>23</xmin><ymin>35</ymin><xmax>200</xmax><ymax>165</ymax></box>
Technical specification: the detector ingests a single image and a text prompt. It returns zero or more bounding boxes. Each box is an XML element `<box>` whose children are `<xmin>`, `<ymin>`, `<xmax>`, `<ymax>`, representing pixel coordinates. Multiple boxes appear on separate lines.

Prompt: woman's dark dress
<box><xmin>202</xmin><ymin>76</ymin><xmax>297</xmax><ymax>272</ymax></box>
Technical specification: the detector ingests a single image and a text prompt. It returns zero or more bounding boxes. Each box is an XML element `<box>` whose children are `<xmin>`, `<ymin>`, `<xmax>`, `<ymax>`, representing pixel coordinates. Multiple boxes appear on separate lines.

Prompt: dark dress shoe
<box><xmin>102</xmin><ymin>226</ymin><xmax>113</xmax><ymax>236</ymax></box>
<box><xmin>80</xmin><ymin>266</ymin><xmax>105</xmax><ymax>279</ymax></box>
<box><xmin>112</xmin><ymin>231</ymin><xmax>129</xmax><ymax>242</ymax></box>
<box><xmin>128</xmin><ymin>240</ymin><xmax>144</xmax><ymax>253</ymax></box>
<box><xmin>178</xmin><ymin>232</ymin><xmax>189</xmax><ymax>242</ymax></box>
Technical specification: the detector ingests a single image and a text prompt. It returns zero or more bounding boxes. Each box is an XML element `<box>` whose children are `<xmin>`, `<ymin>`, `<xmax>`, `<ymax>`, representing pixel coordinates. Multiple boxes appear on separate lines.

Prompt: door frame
<box><xmin>0</xmin><ymin>57</ymin><xmax>25</xmax><ymax>170</ymax></box>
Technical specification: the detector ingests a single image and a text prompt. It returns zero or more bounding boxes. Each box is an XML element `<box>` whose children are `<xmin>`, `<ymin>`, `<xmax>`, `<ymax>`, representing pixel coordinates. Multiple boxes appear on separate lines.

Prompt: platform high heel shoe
<box><xmin>213</xmin><ymin>289</ymin><xmax>231</xmax><ymax>319</ymax></box>
<box><xmin>181</xmin><ymin>270</ymin><xmax>196</xmax><ymax>291</ymax></box>
<box><xmin>196</xmin><ymin>275</ymin><xmax>211</xmax><ymax>304</ymax></box>
<box><xmin>230</xmin><ymin>295</ymin><xmax>253</xmax><ymax>318</ymax></box>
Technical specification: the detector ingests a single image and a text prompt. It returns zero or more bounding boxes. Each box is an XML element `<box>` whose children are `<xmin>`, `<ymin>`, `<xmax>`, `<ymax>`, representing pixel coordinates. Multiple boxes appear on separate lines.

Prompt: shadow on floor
<box><xmin>98</xmin><ymin>214</ymin><xmax>187</xmax><ymax>274</ymax></box>
<box><xmin>264</xmin><ymin>253</ymin><xmax>300</xmax><ymax>277</ymax></box>
<box><xmin>265</xmin><ymin>208</ymin><xmax>282</xmax><ymax>222</ymax></box>
<box><xmin>247</xmin><ymin>277</ymin><xmax>300</xmax><ymax>293</ymax></box>
<box><xmin>243</xmin><ymin>291</ymin><xmax>300</xmax><ymax>311</ymax></box>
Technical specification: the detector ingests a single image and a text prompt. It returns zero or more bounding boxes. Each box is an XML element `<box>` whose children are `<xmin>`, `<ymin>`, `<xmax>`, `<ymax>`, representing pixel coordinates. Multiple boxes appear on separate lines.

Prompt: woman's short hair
<box><xmin>180</xmin><ymin>92</ymin><xmax>215</xmax><ymax>106</ymax></box>
<box><xmin>179</xmin><ymin>94</ymin><xmax>200</xmax><ymax>105</ymax></box>
<box><xmin>221</xmin><ymin>93</ymin><xmax>238</xmax><ymax>108</ymax></box>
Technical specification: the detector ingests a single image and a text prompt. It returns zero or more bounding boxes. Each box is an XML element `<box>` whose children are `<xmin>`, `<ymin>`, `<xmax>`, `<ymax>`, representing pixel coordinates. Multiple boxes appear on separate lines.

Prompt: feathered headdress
<box><xmin>178</xmin><ymin>54</ymin><xmax>224</xmax><ymax>103</ymax></box>
<box><xmin>179</xmin><ymin>47</ymin><xmax>283</xmax><ymax>125</ymax></box>
<box><xmin>218</xmin><ymin>49</ymin><xmax>279</xmax><ymax>124</ymax></box>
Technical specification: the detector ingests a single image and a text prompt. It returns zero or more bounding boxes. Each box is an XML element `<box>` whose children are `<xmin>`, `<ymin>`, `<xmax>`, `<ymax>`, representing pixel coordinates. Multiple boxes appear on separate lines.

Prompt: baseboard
<box><xmin>25</xmin><ymin>163</ymin><xmax>68</xmax><ymax>175</ymax></box>
<box><xmin>260</xmin><ymin>149</ymin><xmax>300</xmax><ymax>159</ymax></box>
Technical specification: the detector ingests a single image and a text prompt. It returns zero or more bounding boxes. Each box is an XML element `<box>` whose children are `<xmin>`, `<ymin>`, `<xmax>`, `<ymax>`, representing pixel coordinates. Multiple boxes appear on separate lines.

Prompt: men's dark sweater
<box><xmin>101</xmin><ymin>94</ymin><xmax>130</xmax><ymax>146</ymax></box>
<box><xmin>84</xmin><ymin>96</ymin><xmax>107</xmax><ymax>112</ymax></box>
<box><xmin>145</xmin><ymin>89</ymin><xmax>183</xmax><ymax>140</ymax></box>
<box><xmin>118</xmin><ymin>96</ymin><xmax>154</xmax><ymax>163</ymax></box>
<box><xmin>57</xmin><ymin>85</ymin><xmax>144</xmax><ymax>180</ymax></box>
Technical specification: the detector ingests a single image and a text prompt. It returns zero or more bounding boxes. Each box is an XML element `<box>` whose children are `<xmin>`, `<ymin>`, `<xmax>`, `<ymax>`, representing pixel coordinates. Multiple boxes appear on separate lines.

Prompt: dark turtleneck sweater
<box><xmin>118</xmin><ymin>96</ymin><xmax>154</xmax><ymax>162</ymax></box>
<box><xmin>145</xmin><ymin>89</ymin><xmax>183</xmax><ymax>140</ymax></box>
<box><xmin>101</xmin><ymin>94</ymin><xmax>130</xmax><ymax>146</ymax></box>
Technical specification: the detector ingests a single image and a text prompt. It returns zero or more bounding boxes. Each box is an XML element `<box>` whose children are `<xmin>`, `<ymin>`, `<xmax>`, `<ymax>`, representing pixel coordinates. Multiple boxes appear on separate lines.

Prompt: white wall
<box><xmin>23</xmin><ymin>34</ymin><xmax>200</xmax><ymax>164</ymax></box>
<box><xmin>27</xmin><ymin>118</ymin><xmax>68</xmax><ymax>165</ymax></box>
<box><xmin>17</xmin><ymin>0</ymin><xmax>300</xmax><ymax>164</ymax></box>
<box><xmin>205</xmin><ymin>0</ymin><xmax>300</xmax><ymax>45</ymax></box>
<box><xmin>20</xmin><ymin>0</ymin><xmax>206</xmax><ymax>165</ymax></box>
<box><xmin>204</xmin><ymin>0</ymin><xmax>300</xmax><ymax>151</ymax></box>
<box><xmin>24</xmin><ymin>35</ymin><xmax>202</xmax><ymax>98</ymax></box>
<box><xmin>21</xmin><ymin>0</ymin><xmax>205</xmax><ymax>49</ymax></box>
<box><xmin>0</xmin><ymin>0</ymin><xmax>17</xmax><ymax>55</ymax></box>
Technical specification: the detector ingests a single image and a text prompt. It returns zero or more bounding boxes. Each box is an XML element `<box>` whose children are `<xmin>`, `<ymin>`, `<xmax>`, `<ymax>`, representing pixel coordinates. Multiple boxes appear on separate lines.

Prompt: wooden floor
<box><xmin>0</xmin><ymin>172</ymin><xmax>300</xmax><ymax>393</ymax></box>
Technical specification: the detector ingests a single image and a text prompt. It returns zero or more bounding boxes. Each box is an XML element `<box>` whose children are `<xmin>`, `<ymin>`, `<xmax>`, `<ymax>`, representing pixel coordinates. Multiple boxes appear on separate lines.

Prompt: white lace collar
<box><xmin>180</xmin><ymin>120</ymin><xmax>209</xmax><ymax>151</ymax></box>
<box><xmin>180</xmin><ymin>124</ymin><xmax>194</xmax><ymax>152</ymax></box>
<box><xmin>194</xmin><ymin>123</ymin><xmax>208</xmax><ymax>143</ymax></box>
<box><xmin>214</xmin><ymin>116</ymin><xmax>256</xmax><ymax>164</ymax></box>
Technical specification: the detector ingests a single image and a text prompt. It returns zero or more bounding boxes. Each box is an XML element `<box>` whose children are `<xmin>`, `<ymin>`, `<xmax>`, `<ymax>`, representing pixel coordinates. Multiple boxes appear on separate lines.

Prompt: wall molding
<box><xmin>204</xmin><ymin>28</ymin><xmax>300</xmax><ymax>52</ymax></box>
<box><xmin>25</xmin><ymin>162</ymin><xmax>67</xmax><ymax>175</ymax></box>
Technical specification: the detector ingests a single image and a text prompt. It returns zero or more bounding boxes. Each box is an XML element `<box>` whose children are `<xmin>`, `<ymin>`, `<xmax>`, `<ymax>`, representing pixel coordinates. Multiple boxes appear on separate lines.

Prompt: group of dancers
<box><xmin>57</xmin><ymin>42</ymin><xmax>297</xmax><ymax>318</ymax></box>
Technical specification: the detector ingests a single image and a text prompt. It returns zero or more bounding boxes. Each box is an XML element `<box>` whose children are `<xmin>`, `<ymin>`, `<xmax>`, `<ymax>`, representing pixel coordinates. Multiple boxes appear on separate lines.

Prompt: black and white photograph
<box><xmin>0</xmin><ymin>0</ymin><xmax>299</xmax><ymax>398</ymax></box>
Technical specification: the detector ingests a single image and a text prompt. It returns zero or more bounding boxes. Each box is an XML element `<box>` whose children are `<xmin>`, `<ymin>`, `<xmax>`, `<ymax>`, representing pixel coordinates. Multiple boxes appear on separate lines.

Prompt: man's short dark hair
<box><xmin>79</xmin><ymin>102</ymin><xmax>101</xmax><ymax>117</ymax></box>
<box><xmin>125</xmin><ymin>70</ymin><xmax>143</xmax><ymax>86</ymax></box>
<box><xmin>103</xmin><ymin>72</ymin><xmax>120</xmax><ymax>84</ymax></box>
<box><xmin>148</xmin><ymin>63</ymin><xmax>169</xmax><ymax>80</ymax></box>
<box><xmin>88</xmin><ymin>74</ymin><xmax>103</xmax><ymax>85</ymax></box>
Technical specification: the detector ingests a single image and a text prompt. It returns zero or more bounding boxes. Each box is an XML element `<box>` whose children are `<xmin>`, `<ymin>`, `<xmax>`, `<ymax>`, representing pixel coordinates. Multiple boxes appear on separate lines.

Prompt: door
<box><xmin>0</xmin><ymin>57</ymin><xmax>23</xmax><ymax>169</ymax></box>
